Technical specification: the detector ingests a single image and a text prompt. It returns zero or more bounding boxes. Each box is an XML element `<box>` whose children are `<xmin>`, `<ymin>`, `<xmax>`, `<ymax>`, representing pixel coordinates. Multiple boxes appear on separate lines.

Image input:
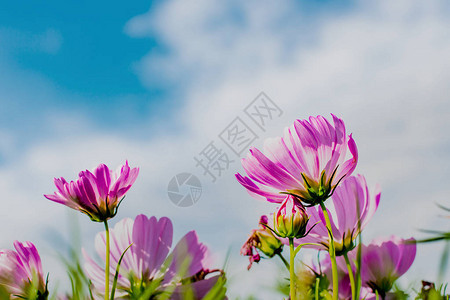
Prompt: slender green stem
<box><xmin>294</xmin><ymin>242</ymin><xmax>322</xmax><ymax>256</ymax></box>
<box><xmin>289</xmin><ymin>238</ymin><xmax>296</xmax><ymax>300</ymax></box>
<box><xmin>104</xmin><ymin>220</ymin><xmax>110</xmax><ymax>300</ymax></box>
<box><xmin>315</xmin><ymin>277</ymin><xmax>320</xmax><ymax>300</ymax></box>
<box><xmin>110</xmin><ymin>243</ymin><xmax>133</xmax><ymax>300</ymax></box>
<box><xmin>355</xmin><ymin>233</ymin><xmax>362</xmax><ymax>300</ymax></box>
<box><xmin>319</xmin><ymin>201</ymin><xmax>339</xmax><ymax>300</ymax></box>
<box><xmin>375</xmin><ymin>290</ymin><xmax>379</xmax><ymax>300</ymax></box>
<box><xmin>355</xmin><ymin>194</ymin><xmax>363</xmax><ymax>300</ymax></box>
<box><xmin>276</xmin><ymin>252</ymin><xmax>290</xmax><ymax>270</ymax></box>
<box><xmin>343</xmin><ymin>252</ymin><xmax>355</xmax><ymax>300</ymax></box>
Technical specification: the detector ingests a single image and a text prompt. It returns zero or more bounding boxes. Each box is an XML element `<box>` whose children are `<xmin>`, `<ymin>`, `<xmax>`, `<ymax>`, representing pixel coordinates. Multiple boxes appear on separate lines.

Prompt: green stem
<box><xmin>104</xmin><ymin>220</ymin><xmax>110</xmax><ymax>300</ymax></box>
<box><xmin>343</xmin><ymin>252</ymin><xmax>355</xmax><ymax>300</ymax></box>
<box><xmin>355</xmin><ymin>233</ymin><xmax>362</xmax><ymax>300</ymax></box>
<box><xmin>315</xmin><ymin>277</ymin><xmax>320</xmax><ymax>300</ymax></box>
<box><xmin>294</xmin><ymin>242</ymin><xmax>322</xmax><ymax>256</ymax></box>
<box><xmin>276</xmin><ymin>252</ymin><xmax>290</xmax><ymax>270</ymax></box>
<box><xmin>355</xmin><ymin>194</ymin><xmax>363</xmax><ymax>300</ymax></box>
<box><xmin>319</xmin><ymin>201</ymin><xmax>339</xmax><ymax>300</ymax></box>
<box><xmin>375</xmin><ymin>290</ymin><xmax>379</xmax><ymax>300</ymax></box>
<box><xmin>289</xmin><ymin>238</ymin><xmax>296</xmax><ymax>300</ymax></box>
<box><xmin>110</xmin><ymin>243</ymin><xmax>133</xmax><ymax>300</ymax></box>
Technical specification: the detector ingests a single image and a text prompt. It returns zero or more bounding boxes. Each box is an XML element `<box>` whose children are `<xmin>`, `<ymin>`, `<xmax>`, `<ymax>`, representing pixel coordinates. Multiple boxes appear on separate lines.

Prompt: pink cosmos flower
<box><xmin>45</xmin><ymin>161</ymin><xmax>139</xmax><ymax>222</ymax></box>
<box><xmin>241</xmin><ymin>215</ymin><xmax>283</xmax><ymax>270</ymax></box>
<box><xmin>298</xmin><ymin>174</ymin><xmax>380</xmax><ymax>255</ymax></box>
<box><xmin>236</xmin><ymin>114</ymin><xmax>357</xmax><ymax>206</ymax></box>
<box><xmin>361</xmin><ymin>236</ymin><xmax>416</xmax><ymax>298</ymax></box>
<box><xmin>0</xmin><ymin>241</ymin><xmax>48</xmax><ymax>299</ymax></box>
<box><xmin>83</xmin><ymin>214</ymin><xmax>224</xmax><ymax>299</ymax></box>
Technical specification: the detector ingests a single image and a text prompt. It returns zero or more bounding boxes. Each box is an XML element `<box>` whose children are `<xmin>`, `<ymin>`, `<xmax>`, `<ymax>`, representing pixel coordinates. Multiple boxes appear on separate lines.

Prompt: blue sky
<box><xmin>0</xmin><ymin>0</ymin><xmax>168</xmax><ymax>151</ymax></box>
<box><xmin>0</xmin><ymin>0</ymin><xmax>359</xmax><ymax>160</ymax></box>
<box><xmin>0</xmin><ymin>0</ymin><xmax>354</xmax><ymax>112</ymax></box>
<box><xmin>1</xmin><ymin>0</ymin><xmax>151</xmax><ymax>95</ymax></box>
<box><xmin>0</xmin><ymin>0</ymin><xmax>449</xmax><ymax>298</ymax></box>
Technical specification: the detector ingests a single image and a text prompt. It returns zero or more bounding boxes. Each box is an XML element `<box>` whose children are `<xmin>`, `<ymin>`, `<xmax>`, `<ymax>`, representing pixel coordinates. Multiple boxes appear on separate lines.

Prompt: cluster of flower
<box><xmin>0</xmin><ymin>114</ymin><xmax>446</xmax><ymax>300</ymax></box>
<box><xmin>238</xmin><ymin>114</ymin><xmax>438</xmax><ymax>300</ymax></box>
<box><xmin>0</xmin><ymin>162</ymin><xmax>226</xmax><ymax>299</ymax></box>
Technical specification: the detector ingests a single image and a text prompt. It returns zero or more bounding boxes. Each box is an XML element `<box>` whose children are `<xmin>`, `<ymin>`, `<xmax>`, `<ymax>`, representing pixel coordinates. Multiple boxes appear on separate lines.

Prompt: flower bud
<box><xmin>274</xmin><ymin>195</ymin><xmax>309</xmax><ymax>239</ymax></box>
<box><xmin>255</xmin><ymin>217</ymin><xmax>283</xmax><ymax>257</ymax></box>
<box><xmin>241</xmin><ymin>216</ymin><xmax>283</xmax><ymax>270</ymax></box>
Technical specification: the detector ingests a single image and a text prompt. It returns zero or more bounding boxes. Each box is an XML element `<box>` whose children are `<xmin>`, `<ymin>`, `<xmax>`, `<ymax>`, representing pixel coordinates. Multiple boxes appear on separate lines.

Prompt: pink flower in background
<box><xmin>44</xmin><ymin>161</ymin><xmax>139</xmax><ymax>222</ymax></box>
<box><xmin>0</xmin><ymin>241</ymin><xmax>48</xmax><ymax>299</ymax></box>
<box><xmin>317</xmin><ymin>254</ymin><xmax>372</xmax><ymax>300</ymax></box>
<box><xmin>84</xmin><ymin>214</ymin><xmax>224</xmax><ymax>299</ymax></box>
<box><xmin>324</xmin><ymin>256</ymin><xmax>353</xmax><ymax>300</ymax></box>
<box><xmin>241</xmin><ymin>215</ymin><xmax>283</xmax><ymax>270</ymax></box>
<box><xmin>298</xmin><ymin>174</ymin><xmax>380</xmax><ymax>255</ymax></box>
<box><xmin>361</xmin><ymin>236</ymin><xmax>416</xmax><ymax>298</ymax></box>
<box><xmin>236</xmin><ymin>114</ymin><xmax>358</xmax><ymax>206</ymax></box>
<box><xmin>297</xmin><ymin>254</ymin><xmax>360</xmax><ymax>300</ymax></box>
